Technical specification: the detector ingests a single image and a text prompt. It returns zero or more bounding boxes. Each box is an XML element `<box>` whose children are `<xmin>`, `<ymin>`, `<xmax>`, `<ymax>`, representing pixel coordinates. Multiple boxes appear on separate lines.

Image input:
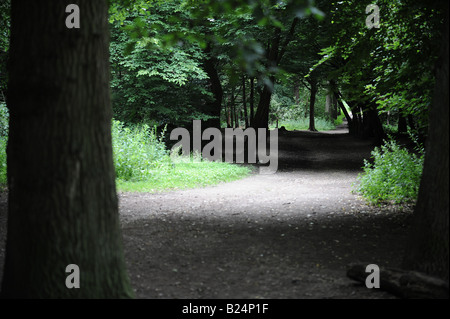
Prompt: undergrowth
<box><xmin>355</xmin><ymin>135</ymin><xmax>424</xmax><ymax>204</ymax></box>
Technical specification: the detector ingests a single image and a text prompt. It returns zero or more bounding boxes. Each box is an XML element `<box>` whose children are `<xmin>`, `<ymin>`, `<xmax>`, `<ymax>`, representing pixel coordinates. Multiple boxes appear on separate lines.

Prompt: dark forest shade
<box><xmin>2</xmin><ymin>0</ymin><xmax>133</xmax><ymax>298</ymax></box>
<box><xmin>403</xmin><ymin>4</ymin><xmax>449</xmax><ymax>280</ymax></box>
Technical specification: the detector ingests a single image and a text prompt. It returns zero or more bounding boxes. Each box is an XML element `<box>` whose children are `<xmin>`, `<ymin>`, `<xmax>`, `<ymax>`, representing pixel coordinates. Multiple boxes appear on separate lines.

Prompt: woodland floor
<box><xmin>0</xmin><ymin>124</ymin><xmax>413</xmax><ymax>299</ymax></box>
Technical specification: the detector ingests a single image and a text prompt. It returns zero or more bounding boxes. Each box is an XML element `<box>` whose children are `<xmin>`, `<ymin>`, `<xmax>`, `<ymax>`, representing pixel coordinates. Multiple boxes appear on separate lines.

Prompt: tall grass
<box><xmin>111</xmin><ymin>120</ymin><xmax>170</xmax><ymax>181</ymax></box>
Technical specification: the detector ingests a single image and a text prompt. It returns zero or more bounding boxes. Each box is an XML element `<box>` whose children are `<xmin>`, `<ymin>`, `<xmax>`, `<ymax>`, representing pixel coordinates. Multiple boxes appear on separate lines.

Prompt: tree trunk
<box><xmin>325</xmin><ymin>94</ymin><xmax>331</xmax><ymax>115</ymax></box>
<box><xmin>407</xmin><ymin>114</ymin><xmax>416</xmax><ymax>131</ymax></box>
<box><xmin>308</xmin><ymin>79</ymin><xmax>317</xmax><ymax>132</ymax></box>
<box><xmin>242</xmin><ymin>76</ymin><xmax>249</xmax><ymax>129</ymax></box>
<box><xmin>331</xmin><ymin>94</ymin><xmax>338</xmax><ymax>120</ymax></box>
<box><xmin>294</xmin><ymin>79</ymin><xmax>300</xmax><ymax>105</ymax></box>
<box><xmin>231</xmin><ymin>87</ymin><xmax>238</xmax><ymax>128</ymax></box>
<box><xmin>334</xmin><ymin>91</ymin><xmax>353</xmax><ymax>134</ymax></box>
<box><xmin>202</xmin><ymin>45</ymin><xmax>223</xmax><ymax>128</ymax></box>
<box><xmin>368</xmin><ymin>107</ymin><xmax>386</xmax><ymax>145</ymax></box>
<box><xmin>253</xmin><ymin>19</ymin><xmax>298</xmax><ymax>129</ymax></box>
<box><xmin>253</xmin><ymin>78</ymin><xmax>274</xmax><ymax>129</ymax></box>
<box><xmin>403</xmin><ymin>4</ymin><xmax>449</xmax><ymax>281</ymax></box>
<box><xmin>2</xmin><ymin>0</ymin><xmax>133</xmax><ymax>298</ymax></box>
<box><xmin>398</xmin><ymin>113</ymin><xmax>407</xmax><ymax>134</ymax></box>
<box><xmin>249</xmin><ymin>77</ymin><xmax>255</xmax><ymax>127</ymax></box>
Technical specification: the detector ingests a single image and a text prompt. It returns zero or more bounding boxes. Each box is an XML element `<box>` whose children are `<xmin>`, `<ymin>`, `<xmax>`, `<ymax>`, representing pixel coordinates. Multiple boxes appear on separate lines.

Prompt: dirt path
<box><xmin>119</xmin><ymin>127</ymin><xmax>412</xmax><ymax>299</ymax></box>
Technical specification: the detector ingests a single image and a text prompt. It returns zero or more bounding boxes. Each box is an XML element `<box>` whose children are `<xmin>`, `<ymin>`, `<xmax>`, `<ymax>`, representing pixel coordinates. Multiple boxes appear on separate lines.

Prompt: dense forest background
<box><xmin>0</xmin><ymin>0</ymin><xmax>445</xmax><ymax>142</ymax></box>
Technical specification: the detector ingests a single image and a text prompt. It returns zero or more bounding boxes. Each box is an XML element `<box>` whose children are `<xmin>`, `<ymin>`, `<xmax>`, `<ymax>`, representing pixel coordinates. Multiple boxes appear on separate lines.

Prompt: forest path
<box><xmin>120</xmin><ymin>125</ymin><xmax>412</xmax><ymax>299</ymax></box>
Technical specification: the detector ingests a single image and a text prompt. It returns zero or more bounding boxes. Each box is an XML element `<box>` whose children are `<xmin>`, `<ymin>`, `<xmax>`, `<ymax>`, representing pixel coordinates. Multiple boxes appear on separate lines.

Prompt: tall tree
<box><xmin>252</xmin><ymin>17</ymin><xmax>298</xmax><ymax>128</ymax></box>
<box><xmin>403</xmin><ymin>3</ymin><xmax>449</xmax><ymax>280</ymax></box>
<box><xmin>307</xmin><ymin>77</ymin><xmax>318</xmax><ymax>132</ymax></box>
<box><xmin>2</xmin><ymin>0</ymin><xmax>133</xmax><ymax>298</ymax></box>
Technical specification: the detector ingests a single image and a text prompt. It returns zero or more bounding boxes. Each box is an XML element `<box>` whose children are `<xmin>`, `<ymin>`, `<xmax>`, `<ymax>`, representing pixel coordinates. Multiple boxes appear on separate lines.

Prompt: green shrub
<box><xmin>334</xmin><ymin>113</ymin><xmax>345</xmax><ymax>126</ymax></box>
<box><xmin>355</xmin><ymin>138</ymin><xmax>424</xmax><ymax>204</ymax></box>
<box><xmin>111</xmin><ymin>120</ymin><xmax>170</xmax><ymax>181</ymax></box>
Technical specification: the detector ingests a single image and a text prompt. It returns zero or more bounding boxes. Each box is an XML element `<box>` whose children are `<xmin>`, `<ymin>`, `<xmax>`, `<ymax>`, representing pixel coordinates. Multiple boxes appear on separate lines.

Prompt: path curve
<box><xmin>120</xmin><ymin>127</ymin><xmax>412</xmax><ymax>299</ymax></box>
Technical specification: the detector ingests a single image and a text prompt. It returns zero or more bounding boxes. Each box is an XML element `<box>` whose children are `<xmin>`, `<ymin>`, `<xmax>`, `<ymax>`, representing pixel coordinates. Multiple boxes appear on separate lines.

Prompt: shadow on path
<box><xmin>119</xmin><ymin>127</ymin><xmax>413</xmax><ymax>299</ymax></box>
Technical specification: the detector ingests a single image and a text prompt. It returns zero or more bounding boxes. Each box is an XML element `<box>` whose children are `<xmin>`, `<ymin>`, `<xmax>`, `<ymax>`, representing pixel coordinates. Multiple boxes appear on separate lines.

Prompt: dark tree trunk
<box><xmin>368</xmin><ymin>106</ymin><xmax>386</xmax><ymax>145</ymax></box>
<box><xmin>2</xmin><ymin>0</ymin><xmax>133</xmax><ymax>298</ymax></box>
<box><xmin>407</xmin><ymin>114</ymin><xmax>416</xmax><ymax>131</ymax></box>
<box><xmin>325</xmin><ymin>94</ymin><xmax>331</xmax><ymax>115</ymax></box>
<box><xmin>202</xmin><ymin>45</ymin><xmax>223</xmax><ymax>128</ymax></box>
<box><xmin>334</xmin><ymin>91</ymin><xmax>354</xmax><ymax>134</ymax></box>
<box><xmin>328</xmin><ymin>81</ymin><xmax>338</xmax><ymax>120</ymax></box>
<box><xmin>331</xmin><ymin>94</ymin><xmax>338</xmax><ymax>120</ymax></box>
<box><xmin>403</xmin><ymin>4</ymin><xmax>449</xmax><ymax>280</ymax></box>
<box><xmin>242</xmin><ymin>76</ymin><xmax>249</xmax><ymax>128</ymax></box>
<box><xmin>228</xmin><ymin>98</ymin><xmax>233</xmax><ymax>128</ymax></box>
<box><xmin>253</xmin><ymin>77</ymin><xmax>274</xmax><ymax>129</ymax></box>
<box><xmin>249</xmin><ymin>77</ymin><xmax>255</xmax><ymax>127</ymax></box>
<box><xmin>398</xmin><ymin>113</ymin><xmax>407</xmax><ymax>134</ymax></box>
<box><xmin>231</xmin><ymin>87</ymin><xmax>238</xmax><ymax>128</ymax></box>
<box><xmin>294</xmin><ymin>79</ymin><xmax>300</xmax><ymax>105</ymax></box>
<box><xmin>253</xmin><ymin>18</ymin><xmax>298</xmax><ymax>129</ymax></box>
<box><xmin>308</xmin><ymin>79</ymin><xmax>317</xmax><ymax>132</ymax></box>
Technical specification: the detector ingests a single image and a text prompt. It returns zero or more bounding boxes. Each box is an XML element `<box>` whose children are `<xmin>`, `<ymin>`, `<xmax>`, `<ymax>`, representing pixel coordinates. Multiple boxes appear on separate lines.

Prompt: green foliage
<box><xmin>109</xmin><ymin>1</ymin><xmax>215</xmax><ymax>127</ymax></box>
<box><xmin>0</xmin><ymin>102</ymin><xmax>8</xmax><ymax>186</ymax></box>
<box><xmin>112</xmin><ymin>120</ymin><xmax>170</xmax><ymax>181</ymax></box>
<box><xmin>333</xmin><ymin>113</ymin><xmax>345</xmax><ymax>126</ymax></box>
<box><xmin>111</xmin><ymin>119</ymin><xmax>250</xmax><ymax>191</ymax></box>
<box><xmin>355</xmin><ymin>138</ymin><xmax>425</xmax><ymax>204</ymax></box>
<box><xmin>325</xmin><ymin>0</ymin><xmax>445</xmax><ymax>135</ymax></box>
<box><xmin>0</xmin><ymin>0</ymin><xmax>10</xmax><ymax>99</ymax></box>
<box><xmin>116</xmin><ymin>160</ymin><xmax>251</xmax><ymax>192</ymax></box>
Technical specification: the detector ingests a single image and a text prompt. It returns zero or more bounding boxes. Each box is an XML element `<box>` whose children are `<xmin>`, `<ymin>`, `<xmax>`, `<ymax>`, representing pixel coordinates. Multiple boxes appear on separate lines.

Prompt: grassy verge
<box><xmin>112</xmin><ymin>120</ymin><xmax>252</xmax><ymax>192</ymax></box>
<box><xmin>116</xmin><ymin>161</ymin><xmax>252</xmax><ymax>192</ymax></box>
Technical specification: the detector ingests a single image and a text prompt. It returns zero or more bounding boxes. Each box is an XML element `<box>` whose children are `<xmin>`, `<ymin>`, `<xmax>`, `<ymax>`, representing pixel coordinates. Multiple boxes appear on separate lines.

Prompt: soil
<box><xmin>0</xmin><ymin>124</ymin><xmax>413</xmax><ymax>299</ymax></box>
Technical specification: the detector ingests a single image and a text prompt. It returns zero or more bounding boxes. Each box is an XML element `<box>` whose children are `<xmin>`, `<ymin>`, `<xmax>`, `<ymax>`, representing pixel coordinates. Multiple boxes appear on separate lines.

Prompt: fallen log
<box><xmin>347</xmin><ymin>263</ymin><xmax>449</xmax><ymax>299</ymax></box>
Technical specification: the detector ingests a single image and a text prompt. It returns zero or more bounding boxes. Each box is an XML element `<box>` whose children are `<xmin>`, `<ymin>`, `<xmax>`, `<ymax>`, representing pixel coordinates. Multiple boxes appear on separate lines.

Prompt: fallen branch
<box><xmin>347</xmin><ymin>263</ymin><xmax>449</xmax><ymax>299</ymax></box>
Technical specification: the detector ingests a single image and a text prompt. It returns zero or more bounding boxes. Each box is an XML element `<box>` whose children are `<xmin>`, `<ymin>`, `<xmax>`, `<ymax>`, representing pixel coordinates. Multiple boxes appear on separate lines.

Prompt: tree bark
<box><xmin>242</xmin><ymin>76</ymin><xmax>249</xmax><ymax>128</ymax></box>
<box><xmin>2</xmin><ymin>0</ymin><xmax>133</xmax><ymax>298</ymax></box>
<box><xmin>402</xmin><ymin>4</ymin><xmax>449</xmax><ymax>281</ymax></box>
<box><xmin>333</xmin><ymin>91</ymin><xmax>353</xmax><ymax>133</ymax></box>
<box><xmin>325</xmin><ymin>94</ymin><xmax>331</xmax><ymax>115</ymax></box>
<box><xmin>202</xmin><ymin>45</ymin><xmax>223</xmax><ymax>128</ymax></box>
<box><xmin>294</xmin><ymin>79</ymin><xmax>300</xmax><ymax>105</ymax></box>
<box><xmin>308</xmin><ymin>78</ymin><xmax>317</xmax><ymax>132</ymax></box>
<box><xmin>253</xmin><ymin>18</ymin><xmax>298</xmax><ymax>129</ymax></box>
<box><xmin>249</xmin><ymin>77</ymin><xmax>255</xmax><ymax>127</ymax></box>
<box><xmin>398</xmin><ymin>113</ymin><xmax>407</xmax><ymax>134</ymax></box>
<box><xmin>253</xmin><ymin>77</ymin><xmax>274</xmax><ymax>129</ymax></box>
<box><xmin>331</xmin><ymin>94</ymin><xmax>338</xmax><ymax>120</ymax></box>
